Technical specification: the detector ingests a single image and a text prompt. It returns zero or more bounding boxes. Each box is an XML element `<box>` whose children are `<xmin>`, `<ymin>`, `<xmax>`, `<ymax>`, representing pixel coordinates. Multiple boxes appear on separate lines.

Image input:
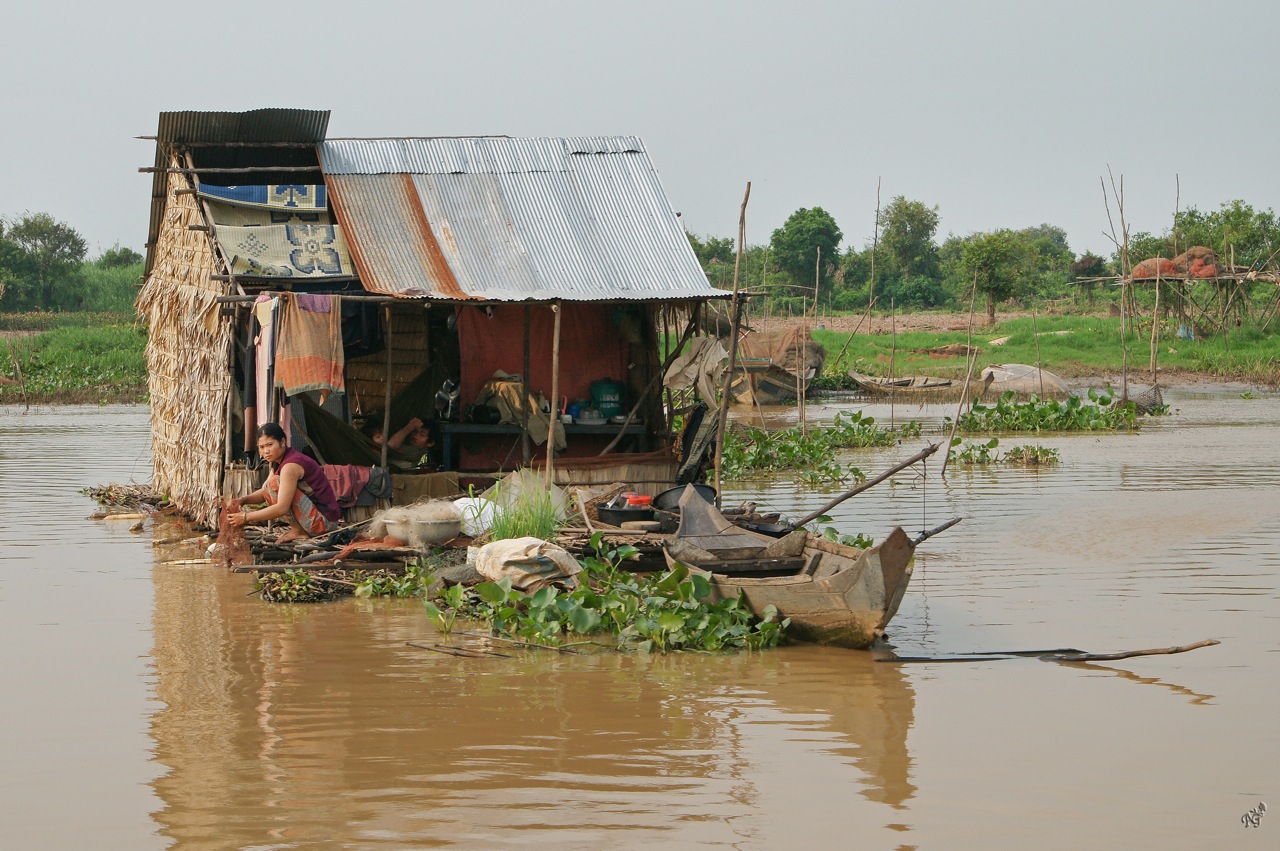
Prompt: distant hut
<box><xmin>137</xmin><ymin>109</ymin><xmax>726</xmax><ymax>526</ymax></box>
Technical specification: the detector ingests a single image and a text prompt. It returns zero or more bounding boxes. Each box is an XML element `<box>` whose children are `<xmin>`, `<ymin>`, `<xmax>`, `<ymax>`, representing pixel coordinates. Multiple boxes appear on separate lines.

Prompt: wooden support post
<box><xmin>522</xmin><ymin>304</ymin><xmax>532</xmax><ymax>465</ymax></box>
<box><xmin>545</xmin><ymin>302</ymin><xmax>562</xmax><ymax>488</ymax></box>
<box><xmin>381</xmin><ymin>306</ymin><xmax>393</xmax><ymax>469</ymax></box>
<box><xmin>713</xmin><ymin>182</ymin><xmax>751</xmax><ymax>506</ymax></box>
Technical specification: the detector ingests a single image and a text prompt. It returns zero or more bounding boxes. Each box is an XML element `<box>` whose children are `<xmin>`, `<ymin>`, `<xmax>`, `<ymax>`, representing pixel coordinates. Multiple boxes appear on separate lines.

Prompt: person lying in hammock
<box><xmin>228</xmin><ymin>423</ymin><xmax>342</xmax><ymax>542</ymax></box>
<box><xmin>362</xmin><ymin>415</ymin><xmax>436</xmax><ymax>467</ymax></box>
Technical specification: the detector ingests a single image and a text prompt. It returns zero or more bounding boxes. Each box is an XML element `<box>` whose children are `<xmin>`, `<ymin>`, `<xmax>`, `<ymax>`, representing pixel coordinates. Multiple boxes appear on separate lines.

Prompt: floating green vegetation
<box><xmin>949</xmin><ymin>389</ymin><xmax>1137</xmax><ymax>433</ymax></box>
<box><xmin>722</xmin><ymin>410</ymin><xmax>915</xmax><ymax>483</ymax></box>
<box><xmin>1001</xmin><ymin>444</ymin><xmax>1061</xmax><ymax>466</ymax></box>
<box><xmin>258</xmin><ymin>568</ymin><xmax>330</xmax><ymax>603</ymax></box>
<box><xmin>949</xmin><ymin>436</ymin><xmax>1061</xmax><ymax>466</ymax></box>
<box><xmin>1240</xmin><ymin>390</ymin><xmax>1257</xmax><ymax>400</ymax></box>
<box><xmin>418</xmin><ymin>534</ymin><xmax>789</xmax><ymax>653</ymax></box>
<box><xmin>950</xmin><ymin>437</ymin><xmax>1000</xmax><ymax>465</ymax></box>
<box><xmin>353</xmin><ymin>560</ymin><xmax>435</xmax><ymax>598</ymax></box>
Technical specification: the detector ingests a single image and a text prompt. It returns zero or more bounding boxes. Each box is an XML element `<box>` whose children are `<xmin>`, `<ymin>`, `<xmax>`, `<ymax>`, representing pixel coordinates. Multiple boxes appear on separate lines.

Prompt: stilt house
<box><xmin>138</xmin><ymin>109</ymin><xmax>725</xmax><ymax>526</ymax></box>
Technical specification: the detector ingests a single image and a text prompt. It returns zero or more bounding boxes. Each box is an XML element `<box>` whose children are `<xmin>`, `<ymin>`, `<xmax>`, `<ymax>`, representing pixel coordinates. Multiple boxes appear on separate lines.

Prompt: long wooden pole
<box><xmin>941</xmin><ymin>273</ymin><xmax>980</xmax><ymax>478</ymax></box>
<box><xmin>713</xmin><ymin>182</ymin><xmax>752</xmax><ymax>505</ymax></box>
<box><xmin>522</xmin><ymin>304</ymin><xmax>532</xmax><ymax>464</ymax></box>
<box><xmin>788</xmin><ymin>442</ymin><xmax>941</xmax><ymax>530</ymax></box>
<box><xmin>380</xmin><ymin>306</ymin><xmax>393</xmax><ymax>469</ymax></box>
<box><xmin>544</xmin><ymin>301</ymin><xmax>562</xmax><ymax>488</ymax></box>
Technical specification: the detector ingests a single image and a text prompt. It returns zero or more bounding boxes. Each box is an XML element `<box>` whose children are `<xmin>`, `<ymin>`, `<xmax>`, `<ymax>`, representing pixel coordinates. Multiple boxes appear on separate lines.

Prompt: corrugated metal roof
<box><xmin>145</xmin><ymin>109</ymin><xmax>330</xmax><ymax>275</ymax></box>
<box><xmin>320</xmin><ymin>136</ymin><xmax>716</xmax><ymax>301</ymax></box>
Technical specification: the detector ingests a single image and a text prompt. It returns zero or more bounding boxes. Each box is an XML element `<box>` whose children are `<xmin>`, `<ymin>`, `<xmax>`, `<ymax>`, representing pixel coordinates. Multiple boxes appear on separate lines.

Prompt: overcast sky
<box><xmin>3</xmin><ymin>0</ymin><xmax>1277</xmax><ymax>259</ymax></box>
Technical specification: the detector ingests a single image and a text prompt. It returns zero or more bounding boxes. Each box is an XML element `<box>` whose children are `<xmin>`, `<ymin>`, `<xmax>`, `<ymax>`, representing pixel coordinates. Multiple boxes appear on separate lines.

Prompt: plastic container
<box><xmin>626</xmin><ymin>494</ymin><xmax>652</xmax><ymax>507</ymax></box>
<box><xmin>590</xmin><ymin>378</ymin><xmax>625</xmax><ymax>419</ymax></box>
<box><xmin>597</xmin><ymin>505</ymin><xmax>654</xmax><ymax>526</ymax></box>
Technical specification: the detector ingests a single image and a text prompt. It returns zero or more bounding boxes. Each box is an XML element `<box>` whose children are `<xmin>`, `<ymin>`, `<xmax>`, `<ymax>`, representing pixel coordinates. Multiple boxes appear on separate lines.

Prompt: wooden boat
<box><xmin>849</xmin><ymin>370</ymin><xmax>992</xmax><ymax>403</ymax></box>
<box><xmin>729</xmin><ymin>328</ymin><xmax>826</xmax><ymax>405</ymax></box>
<box><xmin>660</xmin><ymin>487</ymin><xmax>920</xmax><ymax>648</ymax></box>
<box><xmin>730</xmin><ymin>358</ymin><xmax>815</xmax><ymax>405</ymax></box>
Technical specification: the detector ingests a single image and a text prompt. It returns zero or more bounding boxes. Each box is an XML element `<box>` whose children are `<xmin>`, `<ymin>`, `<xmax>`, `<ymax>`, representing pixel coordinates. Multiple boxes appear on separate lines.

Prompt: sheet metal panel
<box><xmin>321</xmin><ymin>137</ymin><xmax>566</xmax><ymax>175</ymax></box>
<box><xmin>321</xmin><ymin>136</ymin><xmax>716</xmax><ymax>301</ymax></box>
<box><xmin>325</xmin><ymin>173</ymin><xmax>469</xmax><ymax>299</ymax></box>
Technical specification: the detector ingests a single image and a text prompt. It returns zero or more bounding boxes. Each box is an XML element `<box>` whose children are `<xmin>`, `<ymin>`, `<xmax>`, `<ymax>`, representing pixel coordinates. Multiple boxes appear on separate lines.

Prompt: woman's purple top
<box><xmin>279</xmin><ymin>447</ymin><xmax>342</xmax><ymax>522</ymax></box>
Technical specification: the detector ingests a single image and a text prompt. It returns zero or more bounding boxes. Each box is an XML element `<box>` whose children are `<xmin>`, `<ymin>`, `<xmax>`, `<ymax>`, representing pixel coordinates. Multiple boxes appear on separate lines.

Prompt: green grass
<box><xmin>0</xmin><ymin>315</ymin><xmax>147</xmax><ymax>404</ymax></box>
<box><xmin>814</xmin><ymin>314</ymin><xmax>1280</xmax><ymax>385</ymax></box>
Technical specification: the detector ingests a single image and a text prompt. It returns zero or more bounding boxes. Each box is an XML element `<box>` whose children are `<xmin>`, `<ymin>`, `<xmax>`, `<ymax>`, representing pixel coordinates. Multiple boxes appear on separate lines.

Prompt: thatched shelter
<box><xmin>139</xmin><ymin>109</ymin><xmax>726</xmax><ymax>526</ymax></box>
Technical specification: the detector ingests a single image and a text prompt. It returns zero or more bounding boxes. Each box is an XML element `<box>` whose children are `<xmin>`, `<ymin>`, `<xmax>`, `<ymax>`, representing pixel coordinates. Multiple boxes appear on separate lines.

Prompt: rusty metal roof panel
<box><xmin>321</xmin><ymin>137</ymin><xmax>715</xmax><ymax>301</ymax></box>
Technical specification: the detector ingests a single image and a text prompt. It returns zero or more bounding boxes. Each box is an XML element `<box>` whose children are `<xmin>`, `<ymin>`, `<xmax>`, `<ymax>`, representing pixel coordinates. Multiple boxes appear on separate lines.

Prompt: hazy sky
<box><xmin>3</xmin><ymin>0</ymin><xmax>1277</xmax><ymax>259</ymax></box>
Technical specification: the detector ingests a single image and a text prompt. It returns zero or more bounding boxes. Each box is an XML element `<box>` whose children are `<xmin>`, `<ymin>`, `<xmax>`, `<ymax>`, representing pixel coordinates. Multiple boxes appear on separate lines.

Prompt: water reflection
<box><xmin>148</xmin><ymin>567</ymin><xmax>920</xmax><ymax>847</ymax></box>
<box><xmin>1066</xmin><ymin>662</ymin><xmax>1216</xmax><ymax>706</ymax></box>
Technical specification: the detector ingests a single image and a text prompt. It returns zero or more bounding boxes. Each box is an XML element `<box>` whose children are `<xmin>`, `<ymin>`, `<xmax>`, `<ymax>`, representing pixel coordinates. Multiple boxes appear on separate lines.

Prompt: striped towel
<box><xmin>275</xmin><ymin>294</ymin><xmax>345</xmax><ymax>398</ymax></box>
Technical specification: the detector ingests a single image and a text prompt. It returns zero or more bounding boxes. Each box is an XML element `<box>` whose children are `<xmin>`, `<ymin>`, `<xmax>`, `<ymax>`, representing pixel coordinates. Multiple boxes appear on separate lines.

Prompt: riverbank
<box><xmin>4</xmin><ymin>308</ymin><xmax>1277</xmax><ymax>406</ymax></box>
<box><xmin>797</xmin><ymin>312</ymin><xmax>1280</xmax><ymax>388</ymax></box>
<box><xmin>0</xmin><ymin>313</ymin><xmax>147</xmax><ymax>405</ymax></box>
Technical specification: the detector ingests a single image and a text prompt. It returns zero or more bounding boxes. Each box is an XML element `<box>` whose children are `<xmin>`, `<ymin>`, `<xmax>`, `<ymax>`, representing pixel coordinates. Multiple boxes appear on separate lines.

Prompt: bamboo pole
<box><xmin>544</xmin><ymin>301</ymin><xmax>562</xmax><ymax>488</ymax></box>
<box><xmin>870</xmin><ymin>178</ymin><xmax>881</xmax><ymax>310</ymax></box>
<box><xmin>941</xmin><ymin>272</ymin><xmax>980</xmax><ymax>478</ymax></box>
<box><xmin>380</xmin><ymin>306</ymin><xmax>392</xmax><ymax>469</ymax></box>
<box><xmin>889</xmin><ymin>297</ymin><xmax>897</xmax><ymax>430</ymax></box>
<box><xmin>713</xmin><ymin>182</ymin><xmax>751</xmax><ymax>506</ymax></box>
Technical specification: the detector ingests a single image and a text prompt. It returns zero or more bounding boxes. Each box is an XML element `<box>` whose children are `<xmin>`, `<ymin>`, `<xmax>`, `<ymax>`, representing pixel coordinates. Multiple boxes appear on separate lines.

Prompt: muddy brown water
<box><xmin>1</xmin><ymin>395</ymin><xmax>1276</xmax><ymax>849</ymax></box>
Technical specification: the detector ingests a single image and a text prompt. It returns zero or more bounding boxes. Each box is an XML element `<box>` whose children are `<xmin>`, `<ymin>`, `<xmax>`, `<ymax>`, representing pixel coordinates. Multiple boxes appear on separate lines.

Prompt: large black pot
<box><xmin>597</xmin><ymin>506</ymin><xmax>655</xmax><ymax>526</ymax></box>
<box><xmin>653</xmin><ymin>483</ymin><xmax>717</xmax><ymax>513</ymax></box>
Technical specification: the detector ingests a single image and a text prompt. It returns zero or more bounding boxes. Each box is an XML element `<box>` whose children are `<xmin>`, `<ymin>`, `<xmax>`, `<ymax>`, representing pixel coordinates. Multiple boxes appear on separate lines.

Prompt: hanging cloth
<box><xmin>253</xmin><ymin>296</ymin><xmax>278</xmax><ymax>430</ymax></box>
<box><xmin>275</xmin><ymin>293</ymin><xmax>345</xmax><ymax>400</ymax></box>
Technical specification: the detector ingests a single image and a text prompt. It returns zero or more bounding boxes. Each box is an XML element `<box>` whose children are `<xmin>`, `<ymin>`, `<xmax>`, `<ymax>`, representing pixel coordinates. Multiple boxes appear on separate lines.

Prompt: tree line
<box><xmin>688</xmin><ymin>197</ymin><xmax>1280</xmax><ymax>320</ymax></box>
<box><xmin>0</xmin><ymin>212</ymin><xmax>142</xmax><ymax>312</ymax></box>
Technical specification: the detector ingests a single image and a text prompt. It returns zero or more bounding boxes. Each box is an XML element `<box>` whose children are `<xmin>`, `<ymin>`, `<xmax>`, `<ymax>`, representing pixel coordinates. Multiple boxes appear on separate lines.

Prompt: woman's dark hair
<box><xmin>360</xmin><ymin>416</ymin><xmax>384</xmax><ymax>439</ymax></box>
<box><xmin>257</xmin><ymin>423</ymin><xmax>287</xmax><ymax>442</ymax></box>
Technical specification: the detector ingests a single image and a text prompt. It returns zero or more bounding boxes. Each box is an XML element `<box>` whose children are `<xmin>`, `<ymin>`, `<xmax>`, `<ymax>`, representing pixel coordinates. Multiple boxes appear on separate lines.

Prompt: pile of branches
<box><xmin>83</xmin><ymin>483</ymin><xmax>170</xmax><ymax>512</ymax></box>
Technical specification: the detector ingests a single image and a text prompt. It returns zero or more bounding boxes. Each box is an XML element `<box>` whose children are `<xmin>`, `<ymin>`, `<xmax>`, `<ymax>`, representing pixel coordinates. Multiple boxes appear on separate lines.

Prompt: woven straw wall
<box><xmin>136</xmin><ymin>161</ymin><xmax>232</xmax><ymax>527</ymax></box>
<box><xmin>346</xmin><ymin>304</ymin><xmax>431</xmax><ymax>414</ymax></box>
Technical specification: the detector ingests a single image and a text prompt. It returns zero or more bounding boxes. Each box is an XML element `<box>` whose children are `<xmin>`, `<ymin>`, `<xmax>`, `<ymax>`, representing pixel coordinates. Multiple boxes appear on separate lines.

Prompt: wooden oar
<box><xmin>786</xmin><ymin>442</ymin><xmax>940</xmax><ymax>530</ymax></box>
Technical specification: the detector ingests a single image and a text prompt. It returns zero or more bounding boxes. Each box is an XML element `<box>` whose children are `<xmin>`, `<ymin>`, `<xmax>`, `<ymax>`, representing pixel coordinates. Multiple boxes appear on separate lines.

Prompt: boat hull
<box><xmin>849</xmin><ymin>370</ymin><xmax>991</xmax><ymax>404</ymax></box>
<box><xmin>684</xmin><ymin>527</ymin><xmax>915</xmax><ymax>649</ymax></box>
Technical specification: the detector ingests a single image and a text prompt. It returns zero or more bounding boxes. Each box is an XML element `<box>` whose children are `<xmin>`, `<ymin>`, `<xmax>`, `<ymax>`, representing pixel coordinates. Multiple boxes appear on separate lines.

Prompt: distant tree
<box><xmin>0</xmin><ymin>234</ymin><xmax>39</xmax><ymax>310</ymax></box>
<box><xmin>3</xmin><ymin>212</ymin><xmax>88</xmax><ymax>310</ymax></box>
<box><xmin>877</xmin><ymin>196</ymin><xmax>941</xmax><ymax>282</ymax></box>
<box><xmin>769</xmin><ymin>207</ymin><xmax>843</xmax><ymax>301</ymax></box>
<box><xmin>958</xmin><ymin>230</ymin><xmax>1027</xmax><ymax>324</ymax></box>
<box><xmin>98</xmin><ymin>244</ymin><xmax>144</xmax><ymax>268</ymax></box>
<box><xmin>1070</xmin><ymin>252</ymin><xmax>1109</xmax><ymax>307</ymax></box>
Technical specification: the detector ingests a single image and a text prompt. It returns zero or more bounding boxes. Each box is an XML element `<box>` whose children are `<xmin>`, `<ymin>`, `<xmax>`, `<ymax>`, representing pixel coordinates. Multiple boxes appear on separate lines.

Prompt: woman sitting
<box><xmin>229</xmin><ymin>423</ymin><xmax>342</xmax><ymax>542</ymax></box>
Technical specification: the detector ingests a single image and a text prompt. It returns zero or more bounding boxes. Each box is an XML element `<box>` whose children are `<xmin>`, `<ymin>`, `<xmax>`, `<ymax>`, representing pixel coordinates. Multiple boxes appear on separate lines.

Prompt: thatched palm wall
<box><xmin>136</xmin><ymin>162</ymin><xmax>232</xmax><ymax>527</ymax></box>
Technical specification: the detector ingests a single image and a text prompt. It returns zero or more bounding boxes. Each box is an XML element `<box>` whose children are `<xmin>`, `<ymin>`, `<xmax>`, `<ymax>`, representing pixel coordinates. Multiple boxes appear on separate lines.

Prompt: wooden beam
<box><xmin>139</xmin><ymin>166</ymin><xmax>322</xmax><ymax>174</ymax></box>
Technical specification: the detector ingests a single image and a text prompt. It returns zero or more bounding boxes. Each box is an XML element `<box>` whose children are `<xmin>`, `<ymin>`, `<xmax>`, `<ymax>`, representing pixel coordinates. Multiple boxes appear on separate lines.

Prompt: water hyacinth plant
<box><xmin>416</xmin><ymin>533</ymin><xmax>790</xmax><ymax>653</ymax></box>
<box><xmin>721</xmin><ymin>410</ymin><xmax>914</xmax><ymax>483</ymax></box>
<box><xmin>949</xmin><ymin>389</ymin><xmax>1137</xmax><ymax>433</ymax></box>
<box><xmin>949</xmin><ymin>436</ymin><xmax>1061</xmax><ymax>466</ymax></box>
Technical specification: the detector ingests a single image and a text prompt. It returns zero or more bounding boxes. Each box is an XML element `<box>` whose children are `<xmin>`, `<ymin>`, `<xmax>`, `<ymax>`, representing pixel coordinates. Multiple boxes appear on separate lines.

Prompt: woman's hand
<box><xmin>228</xmin><ymin>510</ymin><xmax>250</xmax><ymax>528</ymax></box>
